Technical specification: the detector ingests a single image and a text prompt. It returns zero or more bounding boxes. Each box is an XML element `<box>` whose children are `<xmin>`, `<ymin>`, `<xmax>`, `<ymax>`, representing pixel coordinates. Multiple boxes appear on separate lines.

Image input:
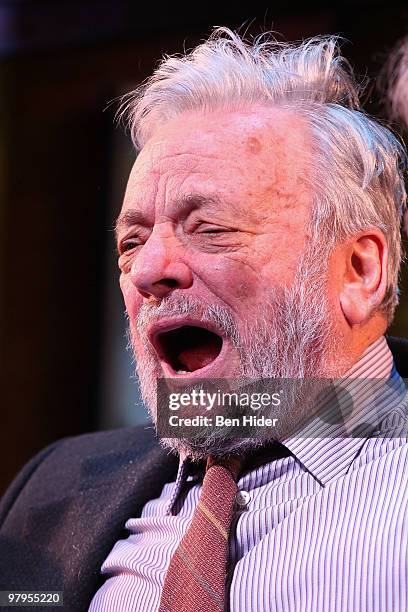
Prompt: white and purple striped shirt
<box><xmin>89</xmin><ymin>337</ymin><xmax>408</xmax><ymax>611</ymax></box>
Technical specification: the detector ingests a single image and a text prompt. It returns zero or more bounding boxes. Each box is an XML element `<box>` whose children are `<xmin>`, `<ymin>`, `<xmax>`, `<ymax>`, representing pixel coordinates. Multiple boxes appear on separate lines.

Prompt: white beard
<box><xmin>128</xmin><ymin>244</ymin><xmax>350</xmax><ymax>460</ymax></box>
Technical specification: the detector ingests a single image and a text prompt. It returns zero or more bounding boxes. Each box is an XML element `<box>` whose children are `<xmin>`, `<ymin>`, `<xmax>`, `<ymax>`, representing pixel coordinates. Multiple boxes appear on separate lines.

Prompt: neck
<box><xmin>336</xmin><ymin>312</ymin><xmax>388</xmax><ymax>376</ymax></box>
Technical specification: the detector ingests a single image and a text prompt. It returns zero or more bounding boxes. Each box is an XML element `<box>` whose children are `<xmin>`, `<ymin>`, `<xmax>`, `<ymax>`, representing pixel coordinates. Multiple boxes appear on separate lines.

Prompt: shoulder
<box><xmin>0</xmin><ymin>426</ymin><xmax>178</xmax><ymax>598</ymax></box>
<box><xmin>0</xmin><ymin>424</ymin><xmax>161</xmax><ymax>527</ymax></box>
<box><xmin>52</xmin><ymin>422</ymin><xmax>160</xmax><ymax>461</ymax></box>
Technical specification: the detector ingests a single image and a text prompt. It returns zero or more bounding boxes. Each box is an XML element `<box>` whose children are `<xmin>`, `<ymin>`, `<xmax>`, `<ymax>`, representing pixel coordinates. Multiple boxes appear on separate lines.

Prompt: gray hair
<box><xmin>119</xmin><ymin>27</ymin><xmax>407</xmax><ymax>322</ymax></box>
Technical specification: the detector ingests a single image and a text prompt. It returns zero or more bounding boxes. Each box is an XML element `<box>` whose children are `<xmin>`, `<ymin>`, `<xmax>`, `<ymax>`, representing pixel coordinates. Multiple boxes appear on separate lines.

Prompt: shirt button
<box><xmin>235</xmin><ymin>490</ymin><xmax>251</xmax><ymax>507</ymax></box>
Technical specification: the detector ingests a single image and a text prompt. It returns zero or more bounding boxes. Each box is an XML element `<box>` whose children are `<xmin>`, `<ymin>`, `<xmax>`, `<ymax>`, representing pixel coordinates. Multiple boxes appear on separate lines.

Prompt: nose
<box><xmin>130</xmin><ymin>230</ymin><xmax>193</xmax><ymax>300</ymax></box>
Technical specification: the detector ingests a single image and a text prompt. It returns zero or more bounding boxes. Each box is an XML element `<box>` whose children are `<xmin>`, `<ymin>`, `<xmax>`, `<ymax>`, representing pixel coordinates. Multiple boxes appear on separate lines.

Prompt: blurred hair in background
<box><xmin>1</xmin><ymin>0</ymin><xmax>408</xmax><ymax>495</ymax></box>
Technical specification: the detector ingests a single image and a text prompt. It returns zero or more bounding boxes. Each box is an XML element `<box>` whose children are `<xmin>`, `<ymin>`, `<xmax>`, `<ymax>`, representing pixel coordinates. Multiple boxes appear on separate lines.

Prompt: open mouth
<box><xmin>153</xmin><ymin>325</ymin><xmax>223</xmax><ymax>374</ymax></box>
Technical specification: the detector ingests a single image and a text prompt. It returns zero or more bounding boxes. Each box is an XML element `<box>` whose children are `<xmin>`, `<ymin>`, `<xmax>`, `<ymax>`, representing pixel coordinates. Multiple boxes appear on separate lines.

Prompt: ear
<box><xmin>339</xmin><ymin>231</ymin><xmax>388</xmax><ymax>326</ymax></box>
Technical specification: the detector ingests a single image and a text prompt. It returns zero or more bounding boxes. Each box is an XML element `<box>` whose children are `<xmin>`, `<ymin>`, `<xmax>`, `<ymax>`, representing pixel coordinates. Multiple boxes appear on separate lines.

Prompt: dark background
<box><xmin>1</xmin><ymin>0</ymin><xmax>408</xmax><ymax>495</ymax></box>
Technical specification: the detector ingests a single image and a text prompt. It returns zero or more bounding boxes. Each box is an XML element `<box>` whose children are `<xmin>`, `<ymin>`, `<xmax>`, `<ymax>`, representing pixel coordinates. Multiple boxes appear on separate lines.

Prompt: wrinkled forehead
<box><xmin>123</xmin><ymin>106</ymin><xmax>313</xmax><ymax>216</ymax></box>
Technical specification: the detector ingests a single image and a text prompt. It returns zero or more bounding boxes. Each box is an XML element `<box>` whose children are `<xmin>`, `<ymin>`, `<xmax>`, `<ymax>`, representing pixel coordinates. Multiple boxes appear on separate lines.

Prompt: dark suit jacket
<box><xmin>1</xmin><ymin>336</ymin><xmax>407</xmax><ymax>611</ymax></box>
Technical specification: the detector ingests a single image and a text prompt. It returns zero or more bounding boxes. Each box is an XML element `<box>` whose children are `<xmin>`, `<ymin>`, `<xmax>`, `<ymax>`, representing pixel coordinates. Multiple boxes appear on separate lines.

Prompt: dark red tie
<box><xmin>158</xmin><ymin>455</ymin><xmax>242</xmax><ymax>612</ymax></box>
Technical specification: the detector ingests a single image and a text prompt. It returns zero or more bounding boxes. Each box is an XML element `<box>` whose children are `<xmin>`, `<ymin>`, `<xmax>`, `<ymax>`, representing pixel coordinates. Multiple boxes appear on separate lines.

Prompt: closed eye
<box><xmin>194</xmin><ymin>224</ymin><xmax>233</xmax><ymax>234</ymax></box>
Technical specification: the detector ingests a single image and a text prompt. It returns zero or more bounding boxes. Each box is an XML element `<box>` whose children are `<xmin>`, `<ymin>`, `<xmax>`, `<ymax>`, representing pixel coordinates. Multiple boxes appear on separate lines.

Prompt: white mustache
<box><xmin>135</xmin><ymin>295</ymin><xmax>238</xmax><ymax>340</ymax></box>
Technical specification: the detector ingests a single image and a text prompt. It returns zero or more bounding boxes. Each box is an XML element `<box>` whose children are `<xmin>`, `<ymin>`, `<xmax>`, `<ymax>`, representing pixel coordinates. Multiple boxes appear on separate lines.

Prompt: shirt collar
<box><xmin>283</xmin><ymin>336</ymin><xmax>407</xmax><ymax>486</ymax></box>
<box><xmin>167</xmin><ymin>336</ymin><xmax>407</xmax><ymax>508</ymax></box>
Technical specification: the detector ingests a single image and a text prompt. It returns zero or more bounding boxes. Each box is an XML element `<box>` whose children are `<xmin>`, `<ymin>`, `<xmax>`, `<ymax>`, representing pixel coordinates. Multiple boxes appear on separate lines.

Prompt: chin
<box><xmin>158</xmin><ymin>435</ymin><xmax>269</xmax><ymax>461</ymax></box>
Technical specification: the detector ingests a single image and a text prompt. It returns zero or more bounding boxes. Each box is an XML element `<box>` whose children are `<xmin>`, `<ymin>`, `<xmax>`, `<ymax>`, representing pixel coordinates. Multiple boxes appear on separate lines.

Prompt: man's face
<box><xmin>116</xmin><ymin>106</ymin><xmax>341</xmax><ymax>455</ymax></box>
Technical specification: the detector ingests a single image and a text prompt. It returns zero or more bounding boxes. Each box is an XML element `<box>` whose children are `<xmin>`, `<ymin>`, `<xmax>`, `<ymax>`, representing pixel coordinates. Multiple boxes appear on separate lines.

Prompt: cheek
<box><xmin>258</xmin><ymin>231</ymin><xmax>307</xmax><ymax>287</ymax></box>
<box><xmin>119</xmin><ymin>274</ymin><xmax>143</xmax><ymax>319</ymax></box>
<box><xmin>194</xmin><ymin>254</ymin><xmax>263</xmax><ymax>304</ymax></box>
<box><xmin>226</xmin><ymin>273</ymin><xmax>256</xmax><ymax>300</ymax></box>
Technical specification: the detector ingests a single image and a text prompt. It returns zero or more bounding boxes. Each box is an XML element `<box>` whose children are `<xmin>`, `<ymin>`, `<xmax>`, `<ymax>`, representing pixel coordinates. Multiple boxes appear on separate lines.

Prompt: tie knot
<box><xmin>205</xmin><ymin>455</ymin><xmax>242</xmax><ymax>482</ymax></box>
